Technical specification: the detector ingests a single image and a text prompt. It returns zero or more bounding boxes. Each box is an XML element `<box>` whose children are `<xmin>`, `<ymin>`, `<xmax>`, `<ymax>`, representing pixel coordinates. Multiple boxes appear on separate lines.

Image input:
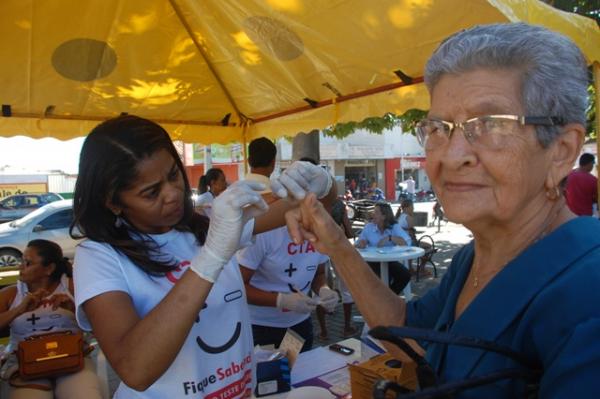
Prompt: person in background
<box><xmin>236</xmin><ymin>224</ymin><xmax>337</xmax><ymax>352</ymax></box>
<box><xmin>355</xmin><ymin>202</ymin><xmax>412</xmax><ymax>295</ymax></box>
<box><xmin>404</xmin><ymin>175</ymin><xmax>416</xmax><ymax>201</ymax></box>
<box><xmin>71</xmin><ymin>115</ymin><xmax>336</xmax><ymax>398</ymax></box>
<box><xmin>0</xmin><ymin>240</ymin><xmax>101</xmax><ymax>398</ymax></box>
<box><xmin>395</xmin><ymin>199</ymin><xmax>417</xmax><ymax>243</ymax></box>
<box><xmin>296</xmin><ymin>157</ymin><xmax>343</xmax><ymax>340</ymax></box>
<box><xmin>245</xmin><ymin>137</ymin><xmax>278</xmax><ymax>204</ymax></box>
<box><xmin>285</xmin><ymin>23</ymin><xmax>600</xmax><ymax>397</ymax></box>
<box><xmin>195</xmin><ymin>167</ymin><xmax>227</xmax><ymax>218</ymax></box>
<box><xmin>395</xmin><ymin>199</ymin><xmax>426</xmax><ymax>275</ymax></box>
<box><xmin>323</xmin><ymin>197</ymin><xmax>358</xmax><ymax>338</ymax></box>
<box><xmin>237</xmin><ymin>156</ymin><xmax>339</xmax><ymax>350</ymax></box>
<box><xmin>565</xmin><ymin>152</ymin><xmax>597</xmax><ymax>216</ymax></box>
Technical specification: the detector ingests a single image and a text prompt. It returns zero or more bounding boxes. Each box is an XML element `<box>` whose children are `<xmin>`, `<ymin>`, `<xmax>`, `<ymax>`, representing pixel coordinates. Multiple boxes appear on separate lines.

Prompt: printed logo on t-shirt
<box><xmin>287</xmin><ymin>241</ymin><xmax>316</xmax><ymax>255</ymax></box>
<box><xmin>165</xmin><ymin>260</ymin><xmax>245</xmax><ymax>355</ymax></box>
<box><xmin>181</xmin><ymin>353</ymin><xmax>252</xmax><ymax>398</ymax></box>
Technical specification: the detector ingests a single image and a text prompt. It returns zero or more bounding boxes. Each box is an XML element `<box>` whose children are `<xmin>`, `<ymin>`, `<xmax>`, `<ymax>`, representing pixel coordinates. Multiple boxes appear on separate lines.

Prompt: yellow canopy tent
<box><xmin>0</xmin><ymin>0</ymin><xmax>598</xmax><ymax>146</ymax></box>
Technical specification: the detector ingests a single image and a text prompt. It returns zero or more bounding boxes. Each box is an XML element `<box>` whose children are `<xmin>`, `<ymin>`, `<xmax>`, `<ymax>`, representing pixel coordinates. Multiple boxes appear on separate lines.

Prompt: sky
<box><xmin>0</xmin><ymin>136</ymin><xmax>85</xmax><ymax>174</ymax></box>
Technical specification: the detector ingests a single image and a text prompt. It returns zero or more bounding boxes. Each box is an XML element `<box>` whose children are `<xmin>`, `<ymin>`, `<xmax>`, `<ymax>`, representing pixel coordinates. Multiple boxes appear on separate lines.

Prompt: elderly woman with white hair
<box><xmin>281</xmin><ymin>23</ymin><xmax>600</xmax><ymax>398</ymax></box>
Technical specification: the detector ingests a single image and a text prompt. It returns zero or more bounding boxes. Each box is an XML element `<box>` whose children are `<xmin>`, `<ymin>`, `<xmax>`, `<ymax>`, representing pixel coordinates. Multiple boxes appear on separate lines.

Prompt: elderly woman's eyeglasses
<box><xmin>416</xmin><ymin>115</ymin><xmax>564</xmax><ymax>150</ymax></box>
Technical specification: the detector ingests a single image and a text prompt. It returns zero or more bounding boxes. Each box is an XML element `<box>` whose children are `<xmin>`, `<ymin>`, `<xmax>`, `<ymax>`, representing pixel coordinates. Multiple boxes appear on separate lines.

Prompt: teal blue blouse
<box><xmin>406</xmin><ymin>217</ymin><xmax>600</xmax><ymax>398</ymax></box>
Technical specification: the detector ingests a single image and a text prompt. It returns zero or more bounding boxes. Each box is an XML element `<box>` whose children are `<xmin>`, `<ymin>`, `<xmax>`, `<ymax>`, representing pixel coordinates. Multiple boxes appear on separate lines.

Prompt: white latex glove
<box><xmin>270</xmin><ymin>161</ymin><xmax>332</xmax><ymax>200</ymax></box>
<box><xmin>276</xmin><ymin>292</ymin><xmax>320</xmax><ymax>313</ymax></box>
<box><xmin>190</xmin><ymin>181</ymin><xmax>268</xmax><ymax>283</ymax></box>
<box><xmin>318</xmin><ymin>286</ymin><xmax>339</xmax><ymax>313</ymax></box>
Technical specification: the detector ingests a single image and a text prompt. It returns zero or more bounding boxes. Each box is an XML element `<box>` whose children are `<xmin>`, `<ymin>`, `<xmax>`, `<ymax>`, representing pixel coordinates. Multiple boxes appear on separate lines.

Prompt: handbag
<box><xmin>17</xmin><ymin>330</ymin><xmax>84</xmax><ymax>380</ymax></box>
<box><xmin>369</xmin><ymin>326</ymin><xmax>541</xmax><ymax>398</ymax></box>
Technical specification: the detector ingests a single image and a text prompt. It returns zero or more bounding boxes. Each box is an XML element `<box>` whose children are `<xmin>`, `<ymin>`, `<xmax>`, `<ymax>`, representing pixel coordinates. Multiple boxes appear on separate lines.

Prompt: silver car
<box><xmin>0</xmin><ymin>200</ymin><xmax>80</xmax><ymax>267</ymax></box>
<box><xmin>0</xmin><ymin>193</ymin><xmax>64</xmax><ymax>223</ymax></box>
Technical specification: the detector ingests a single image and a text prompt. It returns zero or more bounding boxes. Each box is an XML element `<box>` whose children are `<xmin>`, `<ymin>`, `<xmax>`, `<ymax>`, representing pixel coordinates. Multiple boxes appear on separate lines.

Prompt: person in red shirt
<box><xmin>566</xmin><ymin>153</ymin><xmax>597</xmax><ymax>216</ymax></box>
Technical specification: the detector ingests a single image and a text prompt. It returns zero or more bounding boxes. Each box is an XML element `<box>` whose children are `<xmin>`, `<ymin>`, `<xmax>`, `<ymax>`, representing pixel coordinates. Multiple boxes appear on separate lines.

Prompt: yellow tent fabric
<box><xmin>0</xmin><ymin>0</ymin><xmax>598</xmax><ymax>144</ymax></box>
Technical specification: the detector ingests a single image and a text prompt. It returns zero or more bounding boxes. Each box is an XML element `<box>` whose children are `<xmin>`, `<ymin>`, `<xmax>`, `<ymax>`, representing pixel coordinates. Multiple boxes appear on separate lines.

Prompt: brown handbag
<box><xmin>17</xmin><ymin>330</ymin><xmax>84</xmax><ymax>380</ymax></box>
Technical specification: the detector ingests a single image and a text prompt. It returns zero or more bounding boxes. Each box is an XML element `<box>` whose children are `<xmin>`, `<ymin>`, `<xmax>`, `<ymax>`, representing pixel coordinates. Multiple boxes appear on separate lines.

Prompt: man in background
<box><xmin>566</xmin><ymin>153</ymin><xmax>597</xmax><ymax>216</ymax></box>
<box><xmin>245</xmin><ymin>137</ymin><xmax>277</xmax><ymax>202</ymax></box>
<box><xmin>404</xmin><ymin>175</ymin><xmax>416</xmax><ymax>201</ymax></box>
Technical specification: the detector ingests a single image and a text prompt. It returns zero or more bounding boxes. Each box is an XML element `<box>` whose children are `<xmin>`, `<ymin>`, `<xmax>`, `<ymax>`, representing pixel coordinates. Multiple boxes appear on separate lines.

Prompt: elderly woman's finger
<box><xmin>285</xmin><ymin>207</ymin><xmax>305</xmax><ymax>244</ymax></box>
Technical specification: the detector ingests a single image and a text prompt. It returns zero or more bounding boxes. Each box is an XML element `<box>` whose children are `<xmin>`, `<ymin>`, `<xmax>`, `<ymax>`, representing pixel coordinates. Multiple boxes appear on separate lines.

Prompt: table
<box><xmin>253</xmin><ymin>338</ymin><xmax>379</xmax><ymax>399</ymax></box>
<box><xmin>357</xmin><ymin>246</ymin><xmax>425</xmax><ymax>300</ymax></box>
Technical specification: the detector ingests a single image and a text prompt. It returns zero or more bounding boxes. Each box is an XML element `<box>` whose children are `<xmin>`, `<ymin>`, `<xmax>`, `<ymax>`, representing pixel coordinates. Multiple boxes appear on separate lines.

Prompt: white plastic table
<box><xmin>357</xmin><ymin>246</ymin><xmax>425</xmax><ymax>300</ymax></box>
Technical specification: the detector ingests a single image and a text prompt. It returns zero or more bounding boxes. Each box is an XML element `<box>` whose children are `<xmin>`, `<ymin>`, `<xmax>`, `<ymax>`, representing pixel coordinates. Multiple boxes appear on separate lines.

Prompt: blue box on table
<box><xmin>255</xmin><ymin>357</ymin><xmax>291</xmax><ymax>397</ymax></box>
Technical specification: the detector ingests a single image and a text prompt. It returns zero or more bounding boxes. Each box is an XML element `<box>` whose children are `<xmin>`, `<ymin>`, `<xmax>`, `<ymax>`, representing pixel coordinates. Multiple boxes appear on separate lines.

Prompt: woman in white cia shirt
<box><xmin>70</xmin><ymin>115</ymin><xmax>335</xmax><ymax>399</ymax></box>
<box><xmin>237</xmin><ymin>226</ymin><xmax>338</xmax><ymax>352</ymax></box>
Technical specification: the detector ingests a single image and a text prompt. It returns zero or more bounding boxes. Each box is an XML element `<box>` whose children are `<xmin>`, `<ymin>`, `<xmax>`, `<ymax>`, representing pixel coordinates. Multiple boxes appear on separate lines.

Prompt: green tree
<box><xmin>545</xmin><ymin>0</ymin><xmax>599</xmax><ymax>24</ymax></box>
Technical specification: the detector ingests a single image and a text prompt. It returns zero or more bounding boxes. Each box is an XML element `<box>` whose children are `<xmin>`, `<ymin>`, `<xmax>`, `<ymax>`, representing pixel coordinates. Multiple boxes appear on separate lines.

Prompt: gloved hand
<box><xmin>318</xmin><ymin>286</ymin><xmax>339</xmax><ymax>313</ymax></box>
<box><xmin>270</xmin><ymin>161</ymin><xmax>332</xmax><ymax>200</ymax></box>
<box><xmin>191</xmin><ymin>181</ymin><xmax>268</xmax><ymax>283</ymax></box>
<box><xmin>276</xmin><ymin>291</ymin><xmax>320</xmax><ymax>313</ymax></box>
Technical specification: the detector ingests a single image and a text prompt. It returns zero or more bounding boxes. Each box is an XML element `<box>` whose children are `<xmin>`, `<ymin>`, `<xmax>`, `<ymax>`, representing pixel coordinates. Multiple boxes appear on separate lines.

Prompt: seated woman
<box><xmin>237</xmin><ymin>226</ymin><xmax>338</xmax><ymax>352</ymax></box>
<box><xmin>355</xmin><ymin>202</ymin><xmax>412</xmax><ymax>294</ymax></box>
<box><xmin>195</xmin><ymin>167</ymin><xmax>227</xmax><ymax>218</ymax></box>
<box><xmin>395</xmin><ymin>199</ymin><xmax>417</xmax><ymax>244</ymax></box>
<box><xmin>0</xmin><ymin>240</ymin><xmax>101</xmax><ymax>399</ymax></box>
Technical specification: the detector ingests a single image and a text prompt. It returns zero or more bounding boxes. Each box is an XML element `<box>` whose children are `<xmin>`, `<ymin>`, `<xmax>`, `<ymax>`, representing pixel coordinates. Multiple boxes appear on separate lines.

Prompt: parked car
<box><xmin>0</xmin><ymin>193</ymin><xmax>64</xmax><ymax>222</ymax></box>
<box><xmin>0</xmin><ymin>200</ymin><xmax>79</xmax><ymax>267</ymax></box>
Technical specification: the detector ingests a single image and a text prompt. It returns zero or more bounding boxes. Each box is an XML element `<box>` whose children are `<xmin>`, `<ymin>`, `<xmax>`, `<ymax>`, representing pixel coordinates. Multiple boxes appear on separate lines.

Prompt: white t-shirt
<box><xmin>74</xmin><ymin>223</ymin><xmax>254</xmax><ymax>399</ymax></box>
<box><xmin>358</xmin><ymin>222</ymin><xmax>412</xmax><ymax>247</ymax></box>
<box><xmin>405</xmin><ymin>178</ymin><xmax>415</xmax><ymax>195</ymax></box>
<box><xmin>236</xmin><ymin>227</ymin><xmax>328</xmax><ymax>328</ymax></box>
<box><xmin>195</xmin><ymin>192</ymin><xmax>214</xmax><ymax>218</ymax></box>
<box><xmin>9</xmin><ymin>275</ymin><xmax>79</xmax><ymax>350</ymax></box>
<box><xmin>397</xmin><ymin>213</ymin><xmax>409</xmax><ymax>229</ymax></box>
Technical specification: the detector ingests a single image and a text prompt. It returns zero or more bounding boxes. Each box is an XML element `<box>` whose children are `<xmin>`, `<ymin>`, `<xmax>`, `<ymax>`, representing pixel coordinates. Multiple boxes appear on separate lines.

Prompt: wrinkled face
<box><xmin>19</xmin><ymin>246</ymin><xmax>52</xmax><ymax>284</ymax></box>
<box><xmin>115</xmin><ymin>149</ymin><xmax>186</xmax><ymax>234</ymax></box>
<box><xmin>211</xmin><ymin>173</ymin><xmax>227</xmax><ymax>196</ymax></box>
<box><xmin>425</xmin><ymin>68</ymin><xmax>550</xmax><ymax>227</ymax></box>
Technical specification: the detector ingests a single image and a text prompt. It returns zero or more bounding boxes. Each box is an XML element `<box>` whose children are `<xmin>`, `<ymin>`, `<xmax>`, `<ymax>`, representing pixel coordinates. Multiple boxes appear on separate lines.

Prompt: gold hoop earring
<box><xmin>545</xmin><ymin>186</ymin><xmax>561</xmax><ymax>201</ymax></box>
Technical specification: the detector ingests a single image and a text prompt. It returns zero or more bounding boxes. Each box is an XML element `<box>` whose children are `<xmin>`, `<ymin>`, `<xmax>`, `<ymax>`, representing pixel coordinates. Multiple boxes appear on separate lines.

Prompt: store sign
<box><xmin>401</xmin><ymin>158</ymin><xmax>425</xmax><ymax>169</ymax></box>
<box><xmin>0</xmin><ymin>183</ymin><xmax>48</xmax><ymax>199</ymax></box>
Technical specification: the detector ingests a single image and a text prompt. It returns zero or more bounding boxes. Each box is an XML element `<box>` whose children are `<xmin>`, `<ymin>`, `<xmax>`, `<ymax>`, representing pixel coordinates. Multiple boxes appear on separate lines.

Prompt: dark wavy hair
<box><xmin>70</xmin><ymin>115</ymin><xmax>209</xmax><ymax>275</ymax></box>
<box><xmin>198</xmin><ymin>168</ymin><xmax>224</xmax><ymax>194</ymax></box>
<box><xmin>248</xmin><ymin>137</ymin><xmax>276</xmax><ymax>168</ymax></box>
<box><xmin>375</xmin><ymin>202</ymin><xmax>397</xmax><ymax>230</ymax></box>
<box><xmin>27</xmin><ymin>239</ymin><xmax>72</xmax><ymax>281</ymax></box>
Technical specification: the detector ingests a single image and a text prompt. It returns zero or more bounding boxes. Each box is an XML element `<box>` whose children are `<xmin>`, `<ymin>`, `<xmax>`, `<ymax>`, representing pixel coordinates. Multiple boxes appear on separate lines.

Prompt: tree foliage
<box><xmin>545</xmin><ymin>0</ymin><xmax>599</xmax><ymax>24</ymax></box>
<box><xmin>321</xmin><ymin>110</ymin><xmax>427</xmax><ymax>138</ymax></box>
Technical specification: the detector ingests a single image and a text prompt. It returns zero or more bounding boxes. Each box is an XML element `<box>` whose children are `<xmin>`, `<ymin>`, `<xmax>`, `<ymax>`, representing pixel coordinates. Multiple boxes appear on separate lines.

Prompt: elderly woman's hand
<box><xmin>285</xmin><ymin>193</ymin><xmax>350</xmax><ymax>256</ymax></box>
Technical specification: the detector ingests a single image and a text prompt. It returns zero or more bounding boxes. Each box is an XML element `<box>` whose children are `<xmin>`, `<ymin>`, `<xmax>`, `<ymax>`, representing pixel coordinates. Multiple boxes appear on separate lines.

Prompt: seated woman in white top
<box><xmin>355</xmin><ymin>202</ymin><xmax>412</xmax><ymax>295</ymax></box>
<box><xmin>0</xmin><ymin>239</ymin><xmax>101</xmax><ymax>398</ymax></box>
<box><xmin>195</xmin><ymin>168</ymin><xmax>227</xmax><ymax>218</ymax></box>
<box><xmin>395</xmin><ymin>198</ymin><xmax>418</xmax><ymax>252</ymax></box>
